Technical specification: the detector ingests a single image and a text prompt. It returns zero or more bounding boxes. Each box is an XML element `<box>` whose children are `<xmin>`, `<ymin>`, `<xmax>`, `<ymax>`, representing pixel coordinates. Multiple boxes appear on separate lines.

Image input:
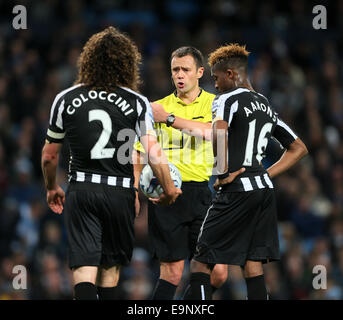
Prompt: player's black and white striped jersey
<box><xmin>212</xmin><ymin>87</ymin><xmax>298</xmax><ymax>192</ymax></box>
<box><xmin>46</xmin><ymin>84</ymin><xmax>154</xmax><ymax>187</ymax></box>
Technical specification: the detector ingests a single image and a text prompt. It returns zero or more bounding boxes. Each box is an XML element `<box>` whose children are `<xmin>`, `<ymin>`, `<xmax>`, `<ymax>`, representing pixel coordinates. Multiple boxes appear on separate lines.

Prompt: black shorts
<box><xmin>194</xmin><ymin>188</ymin><xmax>280</xmax><ymax>267</ymax></box>
<box><xmin>64</xmin><ymin>181</ymin><xmax>135</xmax><ymax>269</ymax></box>
<box><xmin>148</xmin><ymin>182</ymin><xmax>212</xmax><ymax>262</ymax></box>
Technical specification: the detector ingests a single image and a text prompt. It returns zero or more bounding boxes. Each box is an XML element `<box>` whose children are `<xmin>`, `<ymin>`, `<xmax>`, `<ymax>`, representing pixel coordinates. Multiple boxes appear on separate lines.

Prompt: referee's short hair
<box><xmin>171</xmin><ymin>46</ymin><xmax>204</xmax><ymax>69</ymax></box>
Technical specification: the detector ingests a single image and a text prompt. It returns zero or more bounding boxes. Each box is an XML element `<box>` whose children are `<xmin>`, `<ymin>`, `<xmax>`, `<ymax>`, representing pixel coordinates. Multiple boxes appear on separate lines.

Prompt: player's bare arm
<box><xmin>132</xmin><ymin>149</ymin><xmax>144</xmax><ymax>216</ymax></box>
<box><xmin>132</xmin><ymin>149</ymin><xmax>144</xmax><ymax>189</ymax></box>
<box><xmin>212</xmin><ymin>119</ymin><xmax>245</xmax><ymax>190</ymax></box>
<box><xmin>41</xmin><ymin>141</ymin><xmax>65</xmax><ymax>214</ymax></box>
<box><xmin>212</xmin><ymin>120</ymin><xmax>228</xmax><ymax>175</ymax></box>
<box><xmin>140</xmin><ymin>134</ymin><xmax>182</xmax><ymax>205</ymax></box>
<box><xmin>267</xmin><ymin>138</ymin><xmax>308</xmax><ymax>179</ymax></box>
<box><xmin>151</xmin><ymin>102</ymin><xmax>212</xmax><ymax>140</ymax></box>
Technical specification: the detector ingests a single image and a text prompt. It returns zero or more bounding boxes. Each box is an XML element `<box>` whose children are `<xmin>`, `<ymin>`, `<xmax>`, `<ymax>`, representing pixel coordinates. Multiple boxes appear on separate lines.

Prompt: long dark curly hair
<box><xmin>75</xmin><ymin>26</ymin><xmax>142</xmax><ymax>92</ymax></box>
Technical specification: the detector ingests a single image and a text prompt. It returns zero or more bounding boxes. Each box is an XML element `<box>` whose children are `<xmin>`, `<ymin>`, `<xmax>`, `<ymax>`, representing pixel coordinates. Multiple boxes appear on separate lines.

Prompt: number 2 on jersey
<box><xmin>89</xmin><ymin>109</ymin><xmax>116</xmax><ymax>159</ymax></box>
<box><xmin>243</xmin><ymin>119</ymin><xmax>273</xmax><ymax>166</ymax></box>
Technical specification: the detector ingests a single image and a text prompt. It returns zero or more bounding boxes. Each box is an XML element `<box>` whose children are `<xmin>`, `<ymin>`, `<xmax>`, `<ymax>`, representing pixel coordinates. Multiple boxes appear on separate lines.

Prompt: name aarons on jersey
<box><xmin>243</xmin><ymin>100</ymin><xmax>277</xmax><ymax>123</ymax></box>
<box><xmin>66</xmin><ymin>90</ymin><xmax>134</xmax><ymax>116</ymax></box>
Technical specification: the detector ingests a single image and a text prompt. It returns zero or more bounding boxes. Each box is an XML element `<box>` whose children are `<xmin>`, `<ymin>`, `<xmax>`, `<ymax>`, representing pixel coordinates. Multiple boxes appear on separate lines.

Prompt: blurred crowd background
<box><xmin>0</xmin><ymin>0</ymin><xmax>342</xmax><ymax>300</ymax></box>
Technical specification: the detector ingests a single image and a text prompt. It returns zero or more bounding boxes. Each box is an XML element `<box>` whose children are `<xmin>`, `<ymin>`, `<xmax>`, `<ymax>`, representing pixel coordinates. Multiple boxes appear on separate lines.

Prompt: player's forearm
<box><xmin>172</xmin><ymin>117</ymin><xmax>212</xmax><ymax>140</ymax></box>
<box><xmin>41</xmin><ymin>154</ymin><xmax>59</xmax><ymax>190</ymax></box>
<box><xmin>132</xmin><ymin>150</ymin><xmax>144</xmax><ymax>188</ymax></box>
<box><xmin>212</xmin><ymin>120</ymin><xmax>228</xmax><ymax>175</ymax></box>
<box><xmin>140</xmin><ymin>134</ymin><xmax>175</xmax><ymax>195</ymax></box>
<box><xmin>267</xmin><ymin>138</ymin><xmax>308</xmax><ymax>179</ymax></box>
<box><xmin>41</xmin><ymin>142</ymin><xmax>63</xmax><ymax>190</ymax></box>
<box><xmin>148</xmin><ymin>150</ymin><xmax>175</xmax><ymax>195</ymax></box>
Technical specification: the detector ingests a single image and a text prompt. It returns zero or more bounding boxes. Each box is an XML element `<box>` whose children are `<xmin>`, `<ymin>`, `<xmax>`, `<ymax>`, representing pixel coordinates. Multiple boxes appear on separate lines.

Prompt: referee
<box><xmin>41</xmin><ymin>27</ymin><xmax>181</xmax><ymax>300</ymax></box>
<box><xmin>134</xmin><ymin>47</ymin><xmax>228</xmax><ymax>300</ymax></box>
<box><xmin>185</xmin><ymin>44</ymin><xmax>308</xmax><ymax>300</ymax></box>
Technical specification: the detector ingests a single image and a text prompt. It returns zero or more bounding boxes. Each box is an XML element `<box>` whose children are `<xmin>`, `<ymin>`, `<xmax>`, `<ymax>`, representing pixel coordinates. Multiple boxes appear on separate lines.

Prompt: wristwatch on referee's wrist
<box><xmin>166</xmin><ymin>114</ymin><xmax>176</xmax><ymax>127</ymax></box>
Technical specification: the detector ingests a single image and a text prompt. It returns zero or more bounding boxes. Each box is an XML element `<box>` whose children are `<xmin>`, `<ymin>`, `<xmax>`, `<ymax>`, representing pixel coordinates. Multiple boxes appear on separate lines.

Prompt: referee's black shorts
<box><xmin>148</xmin><ymin>181</ymin><xmax>212</xmax><ymax>262</ymax></box>
<box><xmin>194</xmin><ymin>188</ymin><xmax>280</xmax><ymax>267</ymax></box>
<box><xmin>64</xmin><ymin>181</ymin><xmax>135</xmax><ymax>269</ymax></box>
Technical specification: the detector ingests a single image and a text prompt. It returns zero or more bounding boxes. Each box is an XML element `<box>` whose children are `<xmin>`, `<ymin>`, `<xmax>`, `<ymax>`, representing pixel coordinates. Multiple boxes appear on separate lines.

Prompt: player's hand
<box><xmin>149</xmin><ymin>187</ymin><xmax>182</xmax><ymax>206</ymax></box>
<box><xmin>47</xmin><ymin>185</ymin><xmax>65</xmax><ymax>214</ymax></box>
<box><xmin>150</xmin><ymin>103</ymin><xmax>168</xmax><ymax>123</ymax></box>
<box><xmin>213</xmin><ymin>168</ymin><xmax>246</xmax><ymax>191</ymax></box>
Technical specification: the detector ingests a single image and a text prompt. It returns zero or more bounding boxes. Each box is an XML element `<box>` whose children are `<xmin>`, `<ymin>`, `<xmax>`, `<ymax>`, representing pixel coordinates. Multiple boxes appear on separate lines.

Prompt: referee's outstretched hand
<box><xmin>213</xmin><ymin>168</ymin><xmax>246</xmax><ymax>191</ymax></box>
<box><xmin>47</xmin><ymin>185</ymin><xmax>65</xmax><ymax>214</ymax></box>
<box><xmin>149</xmin><ymin>187</ymin><xmax>182</xmax><ymax>206</ymax></box>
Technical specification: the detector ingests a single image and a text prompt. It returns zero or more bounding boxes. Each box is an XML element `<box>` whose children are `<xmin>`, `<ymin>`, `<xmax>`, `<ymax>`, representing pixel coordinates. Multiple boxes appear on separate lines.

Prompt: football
<box><xmin>139</xmin><ymin>163</ymin><xmax>182</xmax><ymax>198</ymax></box>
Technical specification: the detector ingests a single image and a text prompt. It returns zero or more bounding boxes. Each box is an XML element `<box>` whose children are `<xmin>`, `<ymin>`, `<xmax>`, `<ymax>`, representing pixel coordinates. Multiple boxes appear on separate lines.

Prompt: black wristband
<box><xmin>133</xmin><ymin>187</ymin><xmax>139</xmax><ymax>193</ymax></box>
<box><xmin>218</xmin><ymin>171</ymin><xmax>230</xmax><ymax>180</ymax></box>
<box><xmin>166</xmin><ymin>114</ymin><xmax>176</xmax><ymax>127</ymax></box>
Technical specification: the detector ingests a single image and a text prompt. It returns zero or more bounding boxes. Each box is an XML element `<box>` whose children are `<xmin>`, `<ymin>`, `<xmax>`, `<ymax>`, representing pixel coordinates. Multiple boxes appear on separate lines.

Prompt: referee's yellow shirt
<box><xmin>135</xmin><ymin>89</ymin><xmax>215</xmax><ymax>182</ymax></box>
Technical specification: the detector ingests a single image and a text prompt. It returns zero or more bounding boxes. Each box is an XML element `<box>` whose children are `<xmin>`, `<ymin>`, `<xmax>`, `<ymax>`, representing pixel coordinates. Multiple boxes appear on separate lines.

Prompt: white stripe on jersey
<box><xmin>47</xmin><ymin>129</ymin><xmax>66</xmax><ymax>139</ymax></box>
<box><xmin>108</xmin><ymin>176</ymin><xmax>117</xmax><ymax>186</ymax></box>
<box><xmin>72</xmin><ymin>171</ymin><xmax>132</xmax><ymax>188</ymax></box>
<box><xmin>121</xmin><ymin>86</ymin><xmax>154</xmax><ymax>137</ymax></box>
<box><xmin>120</xmin><ymin>86</ymin><xmax>152</xmax><ymax>114</ymax></box>
<box><xmin>120</xmin><ymin>86</ymin><xmax>150</xmax><ymax>104</ymax></box>
<box><xmin>240</xmin><ymin>177</ymin><xmax>254</xmax><ymax>191</ymax></box>
<box><xmin>49</xmin><ymin>84</ymin><xmax>82</xmax><ymax>125</ymax></box>
<box><xmin>212</xmin><ymin>88</ymin><xmax>250</xmax><ymax>121</ymax></box>
<box><xmin>135</xmin><ymin>99</ymin><xmax>155</xmax><ymax>137</ymax></box>
<box><xmin>256</xmin><ymin>92</ymin><xmax>268</xmax><ymax>100</ymax></box>
<box><xmin>56</xmin><ymin>100</ymin><xmax>65</xmax><ymax>130</ymax></box>
<box><xmin>197</xmin><ymin>204</ymin><xmax>214</xmax><ymax>243</ymax></box>
<box><xmin>254</xmin><ymin>175</ymin><xmax>265</xmax><ymax>189</ymax></box>
<box><xmin>123</xmin><ymin>177</ymin><xmax>131</xmax><ymax>188</ymax></box>
<box><xmin>76</xmin><ymin>171</ymin><xmax>85</xmax><ymax>182</ymax></box>
<box><xmin>263</xmin><ymin>173</ymin><xmax>274</xmax><ymax>189</ymax></box>
<box><xmin>201</xmin><ymin>285</ymin><xmax>205</xmax><ymax>300</ymax></box>
<box><xmin>91</xmin><ymin>174</ymin><xmax>101</xmax><ymax>184</ymax></box>
<box><xmin>276</xmin><ymin>118</ymin><xmax>298</xmax><ymax>140</ymax></box>
<box><xmin>228</xmin><ymin>100</ymin><xmax>239</xmax><ymax>126</ymax></box>
<box><xmin>135</xmin><ymin>100</ymin><xmax>143</xmax><ymax>136</ymax></box>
